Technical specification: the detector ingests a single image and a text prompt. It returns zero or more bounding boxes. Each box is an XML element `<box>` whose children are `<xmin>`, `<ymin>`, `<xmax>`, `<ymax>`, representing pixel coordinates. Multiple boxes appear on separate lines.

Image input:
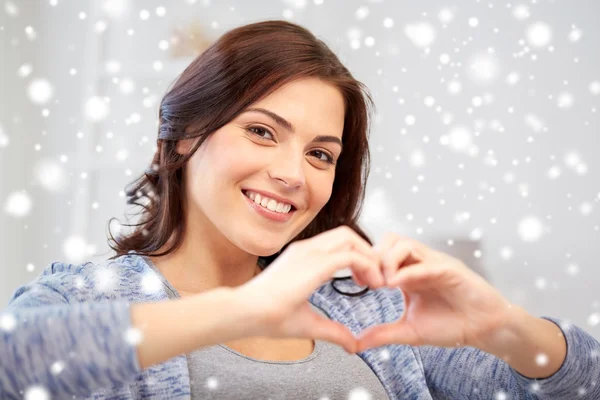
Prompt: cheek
<box><xmin>201</xmin><ymin>138</ymin><xmax>255</xmax><ymax>179</ymax></box>
<box><xmin>309</xmin><ymin>176</ymin><xmax>335</xmax><ymax>210</ymax></box>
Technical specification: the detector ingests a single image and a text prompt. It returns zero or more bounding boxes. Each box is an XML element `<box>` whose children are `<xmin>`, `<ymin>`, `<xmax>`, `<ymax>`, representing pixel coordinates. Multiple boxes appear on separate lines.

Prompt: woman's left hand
<box><xmin>354</xmin><ymin>232</ymin><xmax>514</xmax><ymax>353</ymax></box>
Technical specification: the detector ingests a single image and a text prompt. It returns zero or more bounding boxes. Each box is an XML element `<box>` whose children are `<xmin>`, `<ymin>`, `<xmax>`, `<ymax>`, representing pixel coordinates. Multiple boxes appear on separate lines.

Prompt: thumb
<box><xmin>355</xmin><ymin>321</ymin><xmax>421</xmax><ymax>352</ymax></box>
<box><xmin>305</xmin><ymin>312</ymin><xmax>358</xmax><ymax>354</ymax></box>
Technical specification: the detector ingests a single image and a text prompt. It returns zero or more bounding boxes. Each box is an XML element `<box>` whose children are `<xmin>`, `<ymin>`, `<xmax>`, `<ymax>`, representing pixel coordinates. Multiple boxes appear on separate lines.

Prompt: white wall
<box><xmin>1</xmin><ymin>0</ymin><xmax>599</xmax><ymax>341</ymax></box>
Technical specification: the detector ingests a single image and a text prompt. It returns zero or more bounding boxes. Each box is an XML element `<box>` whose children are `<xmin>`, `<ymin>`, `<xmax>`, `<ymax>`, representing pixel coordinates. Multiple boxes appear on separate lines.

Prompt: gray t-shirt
<box><xmin>142</xmin><ymin>256</ymin><xmax>389</xmax><ymax>399</ymax></box>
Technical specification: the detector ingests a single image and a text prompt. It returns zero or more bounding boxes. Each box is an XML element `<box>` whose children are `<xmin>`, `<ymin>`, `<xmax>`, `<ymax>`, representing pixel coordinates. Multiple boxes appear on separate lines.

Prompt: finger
<box><xmin>337</xmin><ymin>229</ymin><xmax>385</xmax><ymax>287</ymax></box>
<box><xmin>351</xmin><ymin>259</ymin><xmax>380</xmax><ymax>288</ymax></box>
<box><xmin>351</xmin><ymin>270</ymin><xmax>373</xmax><ymax>288</ymax></box>
<box><xmin>355</xmin><ymin>321</ymin><xmax>421</xmax><ymax>352</ymax></box>
<box><xmin>387</xmin><ymin>262</ymin><xmax>445</xmax><ymax>290</ymax></box>
<box><xmin>304</xmin><ymin>311</ymin><xmax>358</xmax><ymax>353</ymax></box>
<box><xmin>351</xmin><ymin>270</ymin><xmax>366</xmax><ymax>287</ymax></box>
<box><xmin>325</xmin><ymin>249</ymin><xmax>384</xmax><ymax>288</ymax></box>
<box><xmin>381</xmin><ymin>241</ymin><xmax>415</xmax><ymax>284</ymax></box>
<box><xmin>317</xmin><ymin>226</ymin><xmax>380</xmax><ymax>264</ymax></box>
<box><xmin>376</xmin><ymin>234</ymin><xmax>433</xmax><ymax>263</ymax></box>
<box><xmin>349</xmin><ymin>247</ymin><xmax>384</xmax><ymax>288</ymax></box>
<box><xmin>373</xmin><ymin>232</ymin><xmax>399</xmax><ymax>254</ymax></box>
<box><xmin>307</xmin><ymin>226</ymin><xmax>383</xmax><ymax>288</ymax></box>
<box><xmin>375</xmin><ymin>233</ymin><xmax>433</xmax><ymax>285</ymax></box>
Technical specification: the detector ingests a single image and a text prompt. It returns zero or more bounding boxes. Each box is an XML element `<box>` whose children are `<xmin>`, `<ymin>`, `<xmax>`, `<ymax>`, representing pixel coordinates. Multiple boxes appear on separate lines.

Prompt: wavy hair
<box><xmin>107</xmin><ymin>20</ymin><xmax>376</xmax><ymax>297</ymax></box>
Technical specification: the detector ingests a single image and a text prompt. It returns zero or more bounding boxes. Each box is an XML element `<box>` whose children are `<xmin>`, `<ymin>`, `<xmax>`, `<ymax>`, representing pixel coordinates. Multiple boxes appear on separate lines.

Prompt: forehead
<box><xmin>246</xmin><ymin>78</ymin><xmax>345</xmax><ymax>138</ymax></box>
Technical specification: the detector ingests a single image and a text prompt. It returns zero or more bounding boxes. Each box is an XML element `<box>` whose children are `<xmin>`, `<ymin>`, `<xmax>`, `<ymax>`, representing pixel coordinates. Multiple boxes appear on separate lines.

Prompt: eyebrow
<box><xmin>243</xmin><ymin>107</ymin><xmax>343</xmax><ymax>151</ymax></box>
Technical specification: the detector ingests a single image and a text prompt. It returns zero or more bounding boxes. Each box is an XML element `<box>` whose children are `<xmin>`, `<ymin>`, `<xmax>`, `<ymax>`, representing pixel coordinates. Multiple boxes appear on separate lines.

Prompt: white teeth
<box><xmin>243</xmin><ymin>190</ymin><xmax>292</xmax><ymax>213</ymax></box>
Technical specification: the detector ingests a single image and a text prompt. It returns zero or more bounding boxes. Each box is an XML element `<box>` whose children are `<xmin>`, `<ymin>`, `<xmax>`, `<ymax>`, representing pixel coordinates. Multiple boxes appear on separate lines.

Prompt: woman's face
<box><xmin>179</xmin><ymin>77</ymin><xmax>346</xmax><ymax>257</ymax></box>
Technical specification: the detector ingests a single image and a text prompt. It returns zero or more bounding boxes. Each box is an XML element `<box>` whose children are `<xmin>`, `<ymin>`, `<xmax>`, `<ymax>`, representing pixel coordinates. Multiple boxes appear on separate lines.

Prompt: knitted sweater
<box><xmin>1</xmin><ymin>254</ymin><xmax>598</xmax><ymax>399</ymax></box>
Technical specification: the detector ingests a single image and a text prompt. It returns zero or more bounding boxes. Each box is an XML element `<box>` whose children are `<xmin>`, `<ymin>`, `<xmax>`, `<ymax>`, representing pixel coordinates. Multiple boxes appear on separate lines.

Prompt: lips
<box><xmin>242</xmin><ymin>190</ymin><xmax>296</xmax><ymax>222</ymax></box>
<box><xmin>242</xmin><ymin>189</ymin><xmax>297</xmax><ymax>211</ymax></box>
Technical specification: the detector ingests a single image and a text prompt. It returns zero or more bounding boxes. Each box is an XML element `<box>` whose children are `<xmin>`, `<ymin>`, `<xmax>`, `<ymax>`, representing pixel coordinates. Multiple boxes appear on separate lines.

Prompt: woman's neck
<box><xmin>146</xmin><ymin>233</ymin><xmax>262</xmax><ymax>295</ymax></box>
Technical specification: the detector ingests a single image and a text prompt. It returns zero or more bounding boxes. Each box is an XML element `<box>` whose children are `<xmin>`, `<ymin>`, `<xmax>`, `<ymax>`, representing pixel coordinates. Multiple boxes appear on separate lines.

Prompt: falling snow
<box><xmin>1</xmin><ymin>1</ymin><xmax>599</xmax><ymax>398</ymax></box>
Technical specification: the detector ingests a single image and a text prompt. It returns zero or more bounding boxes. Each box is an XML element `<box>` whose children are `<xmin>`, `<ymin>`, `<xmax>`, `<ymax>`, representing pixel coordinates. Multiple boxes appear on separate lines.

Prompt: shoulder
<box><xmin>8</xmin><ymin>254</ymin><xmax>167</xmax><ymax>305</ymax></box>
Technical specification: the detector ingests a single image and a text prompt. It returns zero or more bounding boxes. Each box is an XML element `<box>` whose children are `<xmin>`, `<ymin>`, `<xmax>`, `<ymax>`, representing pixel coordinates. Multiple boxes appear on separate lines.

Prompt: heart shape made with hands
<box><xmin>343</xmin><ymin>233</ymin><xmax>515</xmax><ymax>355</ymax></box>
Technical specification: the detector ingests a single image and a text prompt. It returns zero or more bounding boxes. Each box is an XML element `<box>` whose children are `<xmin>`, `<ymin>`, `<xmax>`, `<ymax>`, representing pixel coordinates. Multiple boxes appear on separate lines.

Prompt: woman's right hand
<box><xmin>235</xmin><ymin>225</ymin><xmax>384</xmax><ymax>353</ymax></box>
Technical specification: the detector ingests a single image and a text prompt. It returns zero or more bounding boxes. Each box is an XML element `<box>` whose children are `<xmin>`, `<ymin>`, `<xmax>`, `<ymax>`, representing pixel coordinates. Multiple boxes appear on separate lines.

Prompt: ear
<box><xmin>176</xmin><ymin>137</ymin><xmax>196</xmax><ymax>156</ymax></box>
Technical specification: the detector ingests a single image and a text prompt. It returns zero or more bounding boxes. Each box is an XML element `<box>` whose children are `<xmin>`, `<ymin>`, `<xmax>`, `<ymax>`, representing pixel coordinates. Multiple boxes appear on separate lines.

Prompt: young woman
<box><xmin>2</xmin><ymin>20</ymin><xmax>599</xmax><ymax>399</ymax></box>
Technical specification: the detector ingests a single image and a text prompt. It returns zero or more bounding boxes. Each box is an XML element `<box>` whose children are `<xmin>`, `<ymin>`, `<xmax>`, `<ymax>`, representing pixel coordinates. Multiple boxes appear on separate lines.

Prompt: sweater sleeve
<box><xmin>416</xmin><ymin>316</ymin><xmax>600</xmax><ymax>399</ymax></box>
<box><xmin>0</xmin><ymin>267</ymin><xmax>143</xmax><ymax>398</ymax></box>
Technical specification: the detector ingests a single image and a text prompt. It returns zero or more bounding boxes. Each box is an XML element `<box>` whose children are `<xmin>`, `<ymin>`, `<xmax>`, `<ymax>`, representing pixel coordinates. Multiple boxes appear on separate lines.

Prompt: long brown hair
<box><xmin>107</xmin><ymin>20</ymin><xmax>376</xmax><ymax>294</ymax></box>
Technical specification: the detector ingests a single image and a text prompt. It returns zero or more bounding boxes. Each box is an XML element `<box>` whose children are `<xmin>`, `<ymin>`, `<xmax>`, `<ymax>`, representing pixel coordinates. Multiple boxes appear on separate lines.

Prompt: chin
<box><xmin>240</xmin><ymin>239</ymin><xmax>285</xmax><ymax>258</ymax></box>
<box><xmin>256</xmin><ymin>245</ymin><xmax>285</xmax><ymax>257</ymax></box>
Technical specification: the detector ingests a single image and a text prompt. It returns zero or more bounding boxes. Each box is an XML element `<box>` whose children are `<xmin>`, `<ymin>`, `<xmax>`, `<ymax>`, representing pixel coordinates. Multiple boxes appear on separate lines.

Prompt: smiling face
<box><xmin>178</xmin><ymin>76</ymin><xmax>346</xmax><ymax>257</ymax></box>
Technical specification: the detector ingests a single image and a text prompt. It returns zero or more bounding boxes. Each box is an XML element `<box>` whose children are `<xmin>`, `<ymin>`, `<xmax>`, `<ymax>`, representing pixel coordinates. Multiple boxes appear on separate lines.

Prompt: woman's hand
<box><xmin>354</xmin><ymin>232</ymin><xmax>514</xmax><ymax>353</ymax></box>
<box><xmin>236</xmin><ymin>225</ymin><xmax>385</xmax><ymax>353</ymax></box>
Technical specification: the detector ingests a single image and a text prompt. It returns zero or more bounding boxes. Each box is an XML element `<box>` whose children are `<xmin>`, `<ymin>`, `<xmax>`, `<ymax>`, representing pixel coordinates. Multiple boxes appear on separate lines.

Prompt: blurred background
<box><xmin>1</xmin><ymin>0</ymin><xmax>599</xmax><ymax>340</ymax></box>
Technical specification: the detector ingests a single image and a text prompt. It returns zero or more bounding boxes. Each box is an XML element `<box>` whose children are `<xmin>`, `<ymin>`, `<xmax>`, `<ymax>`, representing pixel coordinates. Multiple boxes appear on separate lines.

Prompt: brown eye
<box><xmin>310</xmin><ymin>150</ymin><xmax>335</xmax><ymax>164</ymax></box>
<box><xmin>247</xmin><ymin>126</ymin><xmax>274</xmax><ymax>141</ymax></box>
<box><xmin>247</xmin><ymin>126</ymin><xmax>336</xmax><ymax>166</ymax></box>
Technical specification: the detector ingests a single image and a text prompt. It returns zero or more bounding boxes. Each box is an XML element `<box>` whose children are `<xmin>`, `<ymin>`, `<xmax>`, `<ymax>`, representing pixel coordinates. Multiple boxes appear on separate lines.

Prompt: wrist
<box><xmin>477</xmin><ymin>303</ymin><xmax>568</xmax><ymax>379</ymax></box>
<box><xmin>477</xmin><ymin>304</ymin><xmax>530</xmax><ymax>356</ymax></box>
<box><xmin>219</xmin><ymin>286</ymin><xmax>268</xmax><ymax>339</ymax></box>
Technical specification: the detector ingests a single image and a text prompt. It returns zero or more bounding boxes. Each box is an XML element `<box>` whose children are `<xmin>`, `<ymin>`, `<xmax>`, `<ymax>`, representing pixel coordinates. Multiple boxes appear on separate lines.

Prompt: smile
<box><xmin>242</xmin><ymin>190</ymin><xmax>297</xmax><ymax>222</ymax></box>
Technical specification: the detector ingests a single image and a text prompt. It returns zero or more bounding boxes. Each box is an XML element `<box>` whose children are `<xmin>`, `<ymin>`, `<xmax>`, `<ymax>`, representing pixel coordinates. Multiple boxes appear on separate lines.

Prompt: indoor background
<box><xmin>1</xmin><ymin>0</ymin><xmax>599</xmax><ymax>341</ymax></box>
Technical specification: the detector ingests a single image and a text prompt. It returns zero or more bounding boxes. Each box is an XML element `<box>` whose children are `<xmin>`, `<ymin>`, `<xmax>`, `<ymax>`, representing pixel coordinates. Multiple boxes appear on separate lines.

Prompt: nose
<box><xmin>268</xmin><ymin>151</ymin><xmax>306</xmax><ymax>189</ymax></box>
